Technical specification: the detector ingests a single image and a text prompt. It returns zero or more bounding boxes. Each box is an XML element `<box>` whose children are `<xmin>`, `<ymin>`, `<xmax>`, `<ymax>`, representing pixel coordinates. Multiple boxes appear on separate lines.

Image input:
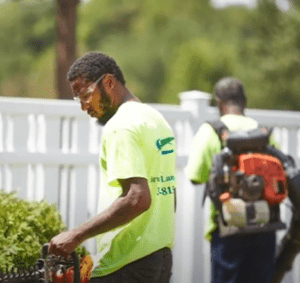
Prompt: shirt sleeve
<box><xmin>269</xmin><ymin>134</ymin><xmax>281</xmax><ymax>149</ymax></box>
<box><xmin>184</xmin><ymin>123</ymin><xmax>221</xmax><ymax>183</ymax></box>
<box><xmin>105</xmin><ymin>128</ymin><xmax>147</xmax><ymax>187</ymax></box>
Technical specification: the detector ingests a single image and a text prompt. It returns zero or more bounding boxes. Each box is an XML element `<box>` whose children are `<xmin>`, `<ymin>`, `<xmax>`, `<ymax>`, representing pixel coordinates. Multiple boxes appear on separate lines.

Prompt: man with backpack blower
<box><xmin>185</xmin><ymin>77</ymin><xmax>300</xmax><ymax>283</ymax></box>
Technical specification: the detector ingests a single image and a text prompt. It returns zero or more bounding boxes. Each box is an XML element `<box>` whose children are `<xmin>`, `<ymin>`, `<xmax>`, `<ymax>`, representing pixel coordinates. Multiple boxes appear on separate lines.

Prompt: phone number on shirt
<box><xmin>157</xmin><ymin>186</ymin><xmax>176</xmax><ymax>196</ymax></box>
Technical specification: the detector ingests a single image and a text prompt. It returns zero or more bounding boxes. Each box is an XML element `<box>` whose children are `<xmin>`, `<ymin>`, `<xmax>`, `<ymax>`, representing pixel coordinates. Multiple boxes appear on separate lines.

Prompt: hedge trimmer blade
<box><xmin>0</xmin><ymin>244</ymin><xmax>80</xmax><ymax>283</ymax></box>
<box><xmin>0</xmin><ymin>263</ymin><xmax>44</xmax><ymax>283</ymax></box>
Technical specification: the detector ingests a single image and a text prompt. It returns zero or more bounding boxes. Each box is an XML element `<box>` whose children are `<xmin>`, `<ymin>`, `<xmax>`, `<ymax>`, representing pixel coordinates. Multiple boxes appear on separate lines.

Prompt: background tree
<box><xmin>0</xmin><ymin>0</ymin><xmax>299</xmax><ymax>110</ymax></box>
<box><xmin>0</xmin><ymin>1</ymin><xmax>55</xmax><ymax>98</ymax></box>
<box><xmin>55</xmin><ymin>0</ymin><xmax>78</xmax><ymax>99</ymax></box>
<box><xmin>236</xmin><ymin>0</ymin><xmax>300</xmax><ymax>110</ymax></box>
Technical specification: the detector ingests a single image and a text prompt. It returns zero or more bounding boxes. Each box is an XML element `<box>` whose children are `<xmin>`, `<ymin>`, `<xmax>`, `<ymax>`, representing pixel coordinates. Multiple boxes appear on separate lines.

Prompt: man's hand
<box><xmin>48</xmin><ymin>230</ymin><xmax>81</xmax><ymax>258</ymax></box>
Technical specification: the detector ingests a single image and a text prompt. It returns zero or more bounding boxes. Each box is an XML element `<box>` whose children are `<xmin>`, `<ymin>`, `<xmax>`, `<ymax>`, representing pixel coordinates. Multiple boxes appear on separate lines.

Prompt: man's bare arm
<box><xmin>48</xmin><ymin>177</ymin><xmax>151</xmax><ymax>256</ymax></box>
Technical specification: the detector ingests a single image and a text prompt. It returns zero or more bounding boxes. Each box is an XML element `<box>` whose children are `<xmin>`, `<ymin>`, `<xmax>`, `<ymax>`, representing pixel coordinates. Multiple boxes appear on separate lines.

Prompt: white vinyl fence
<box><xmin>1</xmin><ymin>91</ymin><xmax>300</xmax><ymax>283</ymax></box>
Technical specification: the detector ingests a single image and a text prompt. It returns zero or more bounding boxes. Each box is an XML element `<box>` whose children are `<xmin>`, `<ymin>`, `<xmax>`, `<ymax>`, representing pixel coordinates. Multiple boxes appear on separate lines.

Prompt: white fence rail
<box><xmin>1</xmin><ymin>92</ymin><xmax>300</xmax><ymax>283</ymax></box>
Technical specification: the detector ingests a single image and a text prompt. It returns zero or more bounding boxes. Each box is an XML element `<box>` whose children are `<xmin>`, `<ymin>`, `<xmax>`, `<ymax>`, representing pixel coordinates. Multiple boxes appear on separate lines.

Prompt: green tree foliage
<box><xmin>0</xmin><ymin>0</ymin><xmax>55</xmax><ymax>98</ymax></box>
<box><xmin>77</xmin><ymin>0</ymin><xmax>237</xmax><ymax>103</ymax></box>
<box><xmin>236</xmin><ymin>0</ymin><xmax>300</xmax><ymax>110</ymax></box>
<box><xmin>0</xmin><ymin>0</ymin><xmax>299</xmax><ymax>109</ymax></box>
<box><xmin>160</xmin><ymin>38</ymin><xmax>234</xmax><ymax>104</ymax></box>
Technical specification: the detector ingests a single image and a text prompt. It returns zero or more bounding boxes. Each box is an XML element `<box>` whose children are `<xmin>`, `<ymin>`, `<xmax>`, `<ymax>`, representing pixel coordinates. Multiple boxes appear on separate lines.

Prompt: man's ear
<box><xmin>103</xmin><ymin>74</ymin><xmax>116</xmax><ymax>91</ymax></box>
<box><xmin>215</xmin><ymin>100</ymin><xmax>224</xmax><ymax>116</ymax></box>
<box><xmin>215</xmin><ymin>100</ymin><xmax>221</xmax><ymax>111</ymax></box>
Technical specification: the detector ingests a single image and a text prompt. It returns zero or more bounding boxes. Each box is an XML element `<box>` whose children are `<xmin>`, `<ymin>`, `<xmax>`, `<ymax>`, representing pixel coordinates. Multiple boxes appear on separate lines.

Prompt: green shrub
<box><xmin>0</xmin><ymin>190</ymin><xmax>87</xmax><ymax>272</ymax></box>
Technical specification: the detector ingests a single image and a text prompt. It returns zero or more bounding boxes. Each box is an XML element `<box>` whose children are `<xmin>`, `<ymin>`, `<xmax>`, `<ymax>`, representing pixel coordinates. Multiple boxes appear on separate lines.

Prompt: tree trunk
<box><xmin>55</xmin><ymin>0</ymin><xmax>78</xmax><ymax>100</ymax></box>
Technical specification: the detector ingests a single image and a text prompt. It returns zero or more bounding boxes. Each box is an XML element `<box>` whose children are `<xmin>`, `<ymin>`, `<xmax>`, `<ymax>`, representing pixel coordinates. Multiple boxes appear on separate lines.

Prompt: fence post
<box><xmin>179</xmin><ymin>90</ymin><xmax>212</xmax><ymax>134</ymax></box>
<box><xmin>173</xmin><ymin>91</ymin><xmax>212</xmax><ymax>283</ymax></box>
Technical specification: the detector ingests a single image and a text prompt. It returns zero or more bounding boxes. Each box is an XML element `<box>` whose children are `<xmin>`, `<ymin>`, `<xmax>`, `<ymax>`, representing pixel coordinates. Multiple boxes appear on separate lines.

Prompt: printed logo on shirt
<box><xmin>156</xmin><ymin>137</ymin><xmax>175</xmax><ymax>155</ymax></box>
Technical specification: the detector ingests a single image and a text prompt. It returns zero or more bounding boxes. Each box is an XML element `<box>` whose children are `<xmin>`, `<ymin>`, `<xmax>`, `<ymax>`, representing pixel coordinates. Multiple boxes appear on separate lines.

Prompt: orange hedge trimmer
<box><xmin>0</xmin><ymin>244</ymin><xmax>93</xmax><ymax>283</ymax></box>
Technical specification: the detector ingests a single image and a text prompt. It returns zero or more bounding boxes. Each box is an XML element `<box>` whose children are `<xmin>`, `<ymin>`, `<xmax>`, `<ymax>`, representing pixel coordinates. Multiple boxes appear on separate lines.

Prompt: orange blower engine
<box><xmin>235</xmin><ymin>153</ymin><xmax>288</xmax><ymax>206</ymax></box>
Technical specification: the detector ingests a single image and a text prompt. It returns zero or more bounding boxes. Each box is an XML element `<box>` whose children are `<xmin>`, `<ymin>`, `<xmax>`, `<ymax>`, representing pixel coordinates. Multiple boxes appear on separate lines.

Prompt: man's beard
<box><xmin>96</xmin><ymin>86</ymin><xmax>117</xmax><ymax>126</ymax></box>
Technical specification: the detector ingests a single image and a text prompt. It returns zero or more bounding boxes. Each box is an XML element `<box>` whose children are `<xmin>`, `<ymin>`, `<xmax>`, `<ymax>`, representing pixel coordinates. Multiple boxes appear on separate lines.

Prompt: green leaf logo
<box><xmin>156</xmin><ymin>137</ymin><xmax>175</xmax><ymax>155</ymax></box>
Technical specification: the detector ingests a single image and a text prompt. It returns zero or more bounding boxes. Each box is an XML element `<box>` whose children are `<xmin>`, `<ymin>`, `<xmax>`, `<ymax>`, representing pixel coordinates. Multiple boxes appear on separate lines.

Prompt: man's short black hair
<box><xmin>214</xmin><ymin>77</ymin><xmax>246</xmax><ymax>108</ymax></box>
<box><xmin>67</xmin><ymin>51</ymin><xmax>126</xmax><ymax>85</ymax></box>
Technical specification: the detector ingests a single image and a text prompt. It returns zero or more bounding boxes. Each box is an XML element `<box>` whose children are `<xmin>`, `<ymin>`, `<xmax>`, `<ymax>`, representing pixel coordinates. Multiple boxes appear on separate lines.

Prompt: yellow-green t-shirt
<box><xmin>184</xmin><ymin>114</ymin><xmax>279</xmax><ymax>241</ymax></box>
<box><xmin>91</xmin><ymin>101</ymin><xmax>176</xmax><ymax>277</ymax></box>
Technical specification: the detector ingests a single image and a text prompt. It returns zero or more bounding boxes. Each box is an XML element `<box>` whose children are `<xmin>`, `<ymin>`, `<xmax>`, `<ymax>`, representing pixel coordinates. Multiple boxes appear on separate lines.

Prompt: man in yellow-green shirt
<box><xmin>185</xmin><ymin>78</ymin><xmax>277</xmax><ymax>283</ymax></box>
<box><xmin>48</xmin><ymin>52</ymin><xmax>176</xmax><ymax>283</ymax></box>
